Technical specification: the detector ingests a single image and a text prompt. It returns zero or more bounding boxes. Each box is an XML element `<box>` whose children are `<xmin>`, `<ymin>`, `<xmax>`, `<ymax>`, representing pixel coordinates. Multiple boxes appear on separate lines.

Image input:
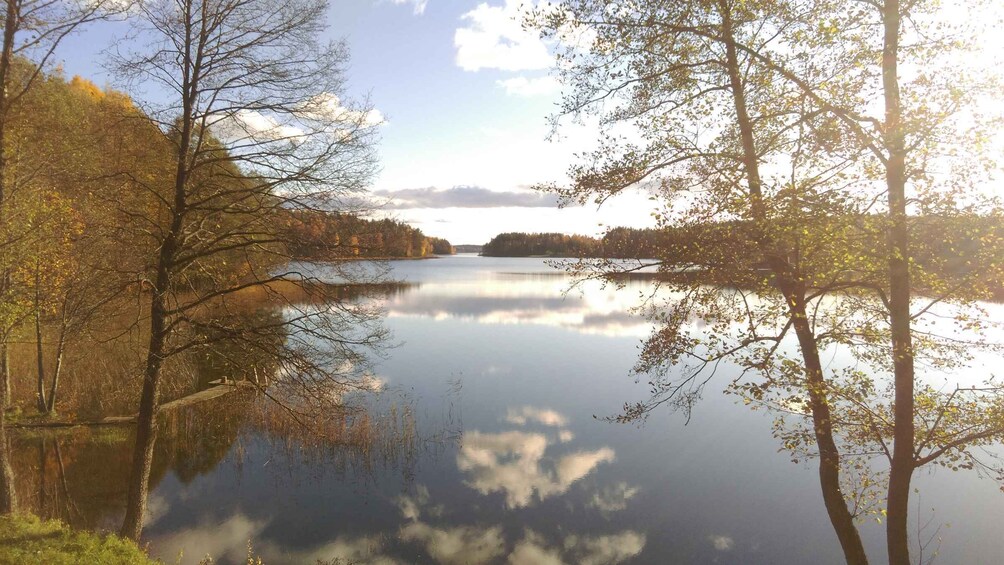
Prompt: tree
<box><xmin>0</xmin><ymin>0</ymin><xmax>127</xmax><ymax>516</ymax></box>
<box><xmin>531</xmin><ymin>2</ymin><xmax>872</xmax><ymax>560</ymax></box>
<box><xmin>108</xmin><ymin>0</ymin><xmax>384</xmax><ymax>540</ymax></box>
<box><xmin>714</xmin><ymin>2</ymin><xmax>1004</xmax><ymax>562</ymax></box>
<box><xmin>529</xmin><ymin>1</ymin><xmax>1004</xmax><ymax>563</ymax></box>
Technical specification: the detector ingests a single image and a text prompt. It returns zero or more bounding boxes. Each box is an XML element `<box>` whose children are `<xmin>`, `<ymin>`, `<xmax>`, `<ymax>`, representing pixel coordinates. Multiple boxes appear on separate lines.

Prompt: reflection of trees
<box><xmin>7</xmin><ymin>280</ymin><xmax>411</xmax><ymax>418</ymax></box>
<box><xmin>154</xmin><ymin>393</ymin><xmax>252</xmax><ymax>485</ymax></box>
<box><xmin>8</xmin><ymin>419</ymin><xmax>233</xmax><ymax>531</ymax></box>
<box><xmin>8</xmin><ymin>278</ymin><xmax>417</xmax><ymax>532</ymax></box>
<box><xmin>10</xmin><ymin>384</ymin><xmax>423</xmax><ymax>532</ymax></box>
<box><xmin>10</xmin><ymin>428</ymin><xmax>136</xmax><ymax>530</ymax></box>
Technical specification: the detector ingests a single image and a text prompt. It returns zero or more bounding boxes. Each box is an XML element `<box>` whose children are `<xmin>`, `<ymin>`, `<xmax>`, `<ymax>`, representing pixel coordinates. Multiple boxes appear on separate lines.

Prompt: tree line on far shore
<box><xmin>283</xmin><ymin>210</ymin><xmax>454</xmax><ymax>259</ymax></box>
<box><xmin>483</xmin><ymin>221</ymin><xmax>1004</xmax><ymax>299</ymax></box>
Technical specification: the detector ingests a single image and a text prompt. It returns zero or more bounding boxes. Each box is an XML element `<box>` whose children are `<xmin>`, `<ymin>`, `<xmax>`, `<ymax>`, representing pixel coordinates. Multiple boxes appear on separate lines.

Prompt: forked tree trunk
<box><xmin>719</xmin><ymin>3</ymin><xmax>868</xmax><ymax>563</ymax></box>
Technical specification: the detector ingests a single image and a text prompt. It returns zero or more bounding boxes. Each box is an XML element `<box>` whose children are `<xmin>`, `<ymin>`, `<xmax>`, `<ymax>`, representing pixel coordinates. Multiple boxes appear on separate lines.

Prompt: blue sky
<box><xmin>54</xmin><ymin>0</ymin><xmax>656</xmax><ymax>245</ymax></box>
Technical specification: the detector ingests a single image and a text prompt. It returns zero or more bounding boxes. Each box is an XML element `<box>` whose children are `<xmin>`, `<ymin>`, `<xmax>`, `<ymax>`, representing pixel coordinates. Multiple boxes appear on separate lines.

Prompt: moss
<box><xmin>0</xmin><ymin>514</ymin><xmax>158</xmax><ymax>565</ymax></box>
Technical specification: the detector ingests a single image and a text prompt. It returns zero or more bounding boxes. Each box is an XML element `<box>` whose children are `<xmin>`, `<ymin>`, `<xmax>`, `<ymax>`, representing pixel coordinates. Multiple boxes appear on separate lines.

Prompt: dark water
<box><xmin>17</xmin><ymin>256</ymin><xmax>1004</xmax><ymax>564</ymax></box>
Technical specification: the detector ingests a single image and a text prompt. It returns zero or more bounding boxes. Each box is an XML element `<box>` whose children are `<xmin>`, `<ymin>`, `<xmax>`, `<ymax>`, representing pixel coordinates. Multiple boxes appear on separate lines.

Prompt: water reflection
<box><xmin>458</xmin><ymin>430</ymin><xmax>615</xmax><ymax>509</ymax></box>
<box><xmin>391</xmin><ymin>483</ymin><xmax>647</xmax><ymax>565</ymax></box>
<box><xmin>139</xmin><ymin>394</ymin><xmax>643</xmax><ymax>563</ymax></box>
<box><xmin>588</xmin><ymin>482</ymin><xmax>640</xmax><ymax>514</ymax></box>
<box><xmin>11</xmin><ymin>429</ymin><xmax>134</xmax><ymax>531</ymax></box>
<box><xmin>12</xmin><ymin>256</ymin><xmax>1004</xmax><ymax>563</ymax></box>
<box><xmin>383</xmin><ymin>283</ymin><xmax>653</xmax><ymax>338</ymax></box>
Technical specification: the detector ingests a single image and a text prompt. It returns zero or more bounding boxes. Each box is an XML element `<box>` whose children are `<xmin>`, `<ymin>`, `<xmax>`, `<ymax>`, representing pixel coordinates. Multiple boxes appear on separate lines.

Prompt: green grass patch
<box><xmin>0</xmin><ymin>513</ymin><xmax>157</xmax><ymax>565</ymax></box>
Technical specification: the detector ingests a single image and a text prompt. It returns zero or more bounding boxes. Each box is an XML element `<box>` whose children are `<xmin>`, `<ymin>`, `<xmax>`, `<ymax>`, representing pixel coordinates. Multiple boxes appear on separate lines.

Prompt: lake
<box><xmin>19</xmin><ymin>255</ymin><xmax>1004</xmax><ymax>564</ymax></box>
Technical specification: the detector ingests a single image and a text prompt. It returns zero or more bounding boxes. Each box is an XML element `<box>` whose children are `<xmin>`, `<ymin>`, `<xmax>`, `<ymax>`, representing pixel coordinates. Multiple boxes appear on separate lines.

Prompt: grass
<box><xmin>0</xmin><ymin>513</ymin><xmax>157</xmax><ymax>565</ymax></box>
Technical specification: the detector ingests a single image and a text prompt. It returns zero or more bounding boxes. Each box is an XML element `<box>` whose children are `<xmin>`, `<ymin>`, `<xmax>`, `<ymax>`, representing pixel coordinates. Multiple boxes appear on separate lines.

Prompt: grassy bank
<box><xmin>0</xmin><ymin>514</ymin><xmax>157</xmax><ymax>565</ymax></box>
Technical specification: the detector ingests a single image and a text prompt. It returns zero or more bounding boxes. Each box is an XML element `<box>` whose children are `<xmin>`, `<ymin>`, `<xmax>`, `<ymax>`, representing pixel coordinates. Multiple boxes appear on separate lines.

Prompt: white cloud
<box><xmin>508</xmin><ymin>529</ymin><xmax>646</xmax><ymax>565</ymax></box>
<box><xmin>396</xmin><ymin>485</ymin><xmax>444</xmax><ymax>522</ymax></box>
<box><xmin>397</xmin><ymin>485</ymin><xmax>431</xmax><ymax>521</ymax></box>
<box><xmin>389</xmin><ymin>0</ymin><xmax>428</xmax><ymax>15</ymax></box>
<box><xmin>152</xmin><ymin>513</ymin><xmax>400</xmax><ymax>564</ymax></box>
<box><xmin>151</xmin><ymin>514</ymin><xmax>267</xmax><ymax>564</ymax></box>
<box><xmin>555</xmin><ymin>449</ymin><xmax>617</xmax><ymax>486</ymax></box>
<box><xmin>505</xmin><ymin>406</ymin><xmax>569</xmax><ymax>427</ymax></box>
<box><xmin>297</xmin><ymin>92</ymin><xmax>385</xmax><ymax>127</ymax></box>
<box><xmin>565</xmin><ymin>531</ymin><xmax>646</xmax><ymax>565</ymax></box>
<box><xmin>213</xmin><ymin>109</ymin><xmax>304</xmax><ymax>142</ymax></box>
<box><xmin>588</xmin><ymin>482</ymin><xmax>640</xmax><ymax>513</ymax></box>
<box><xmin>509</xmin><ymin>531</ymin><xmax>566</xmax><ymax>565</ymax></box>
<box><xmin>454</xmin><ymin>0</ymin><xmax>595</xmax><ymax>73</ymax></box>
<box><xmin>280</xmin><ymin>535</ymin><xmax>401</xmax><ymax>565</ymax></box>
<box><xmin>143</xmin><ymin>494</ymin><xmax>170</xmax><ymax>527</ymax></box>
<box><xmin>399</xmin><ymin>522</ymin><xmax>506</xmax><ymax>564</ymax></box>
<box><xmin>457</xmin><ymin>430</ymin><xmax>615</xmax><ymax>507</ymax></box>
<box><xmin>709</xmin><ymin>535</ymin><xmax>735</xmax><ymax>552</ymax></box>
<box><xmin>496</xmin><ymin>76</ymin><xmax>560</xmax><ymax>97</ymax></box>
<box><xmin>373</xmin><ymin>186</ymin><xmax>561</xmax><ymax>209</ymax></box>
<box><xmin>454</xmin><ymin>0</ymin><xmax>552</xmax><ymax>72</ymax></box>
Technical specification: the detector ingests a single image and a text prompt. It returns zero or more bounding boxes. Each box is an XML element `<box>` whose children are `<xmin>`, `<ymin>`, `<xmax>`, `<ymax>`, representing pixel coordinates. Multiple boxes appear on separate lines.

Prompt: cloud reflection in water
<box><xmin>458</xmin><ymin>403</ymin><xmax>616</xmax><ymax>509</ymax></box>
<box><xmin>384</xmin><ymin>278</ymin><xmax>654</xmax><ymax>338</ymax></box>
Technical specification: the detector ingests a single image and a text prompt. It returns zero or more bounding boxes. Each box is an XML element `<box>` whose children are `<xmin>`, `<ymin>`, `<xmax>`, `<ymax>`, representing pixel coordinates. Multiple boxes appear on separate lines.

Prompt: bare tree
<box><xmin>107</xmin><ymin>0</ymin><xmax>385</xmax><ymax>541</ymax></box>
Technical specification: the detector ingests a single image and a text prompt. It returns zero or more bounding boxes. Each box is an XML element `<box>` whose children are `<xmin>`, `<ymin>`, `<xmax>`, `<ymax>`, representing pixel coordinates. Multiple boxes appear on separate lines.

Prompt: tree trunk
<box><xmin>881</xmin><ymin>1</ymin><xmax>915</xmax><ymax>563</ymax></box>
<box><xmin>0</xmin><ymin>342</ymin><xmax>15</xmax><ymax>514</ymax></box>
<box><xmin>719</xmin><ymin>3</ymin><xmax>868</xmax><ymax>563</ymax></box>
<box><xmin>46</xmin><ymin>321</ymin><xmax>66</xmax><ymax>413</ymax></box>
<box><xmin>35</xmin><ymin>272</ymin><xmax>48</xmax><ymax>413</ymax></box>
<box><xmin>119</xmin><ymin>288</ymin><xmax>169</xmax><ymax>541</ymax></box>
<box><xmin>121</xmin><ymin>7</ymin><xmax>197</xmax><ymax>532</ymax></box>
<box><xmin>37</xmin><ymin>437</ymin><xmax>46</xmax><ymax>513</ymax></box>
<box><xmin>0</xmin><ymin>0</ymin><xmax>17</xmax><ymax>516</ymax></box>
<box><xmin>789</xmin><ymin>289</ymin><xmax>869</xmax><ymax>564</ymax></box>
<box><xmin>0</xmin><ymin>0</ymin><xmax>17</xmax><ymax>414</ymax></box>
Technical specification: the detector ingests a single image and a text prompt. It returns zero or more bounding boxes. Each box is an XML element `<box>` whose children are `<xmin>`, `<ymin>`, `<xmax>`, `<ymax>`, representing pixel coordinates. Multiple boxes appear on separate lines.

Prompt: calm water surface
<box><xmin>43</xmin><ymin>256</ymin><xmax>1004</xmax><ymax>563</ymax></box>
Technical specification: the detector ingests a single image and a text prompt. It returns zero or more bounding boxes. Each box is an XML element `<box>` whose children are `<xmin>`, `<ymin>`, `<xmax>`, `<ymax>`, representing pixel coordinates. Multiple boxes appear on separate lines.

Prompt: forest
<box><xmin>483</xmin><ymin>222</ymin><xmax>1004</xmax><ymax>300</ymax></box>
<box><xmin>284</xmin><ymin>210</ymin><xmax>454</xmax><ymax>259</ymax></box>
<box><xmin>0</xmin><ymin>61</ymin><xmax>448</xmax><ymax>417</ymax></box>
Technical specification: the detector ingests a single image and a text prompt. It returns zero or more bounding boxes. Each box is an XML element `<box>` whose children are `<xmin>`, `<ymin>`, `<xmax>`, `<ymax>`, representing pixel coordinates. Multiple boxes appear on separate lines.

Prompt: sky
<box><xmin>53</xmin><ymin>0</ymin><xmax>657</xmax><ymax>245</ymax></box>
<box><xmin>50</xmin><ymin>0</ymin><xmax>1004</xmax><ymax>246</ymax></box>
